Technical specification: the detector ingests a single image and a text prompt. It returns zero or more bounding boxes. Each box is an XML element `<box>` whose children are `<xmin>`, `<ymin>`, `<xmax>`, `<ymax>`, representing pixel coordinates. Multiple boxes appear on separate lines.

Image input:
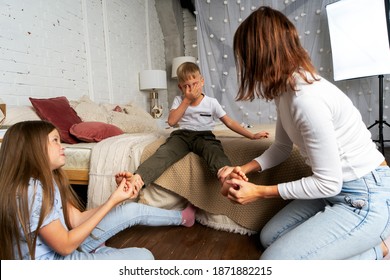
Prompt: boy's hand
<box><xmin>183</xmin><ymin>83</ymin><xmax>202</xmax><ymax>103</ymax></box>
<box><xmin>252</xmin><ymin>131</ymin><xmax>269</xmax><ymax>139</ymax></box>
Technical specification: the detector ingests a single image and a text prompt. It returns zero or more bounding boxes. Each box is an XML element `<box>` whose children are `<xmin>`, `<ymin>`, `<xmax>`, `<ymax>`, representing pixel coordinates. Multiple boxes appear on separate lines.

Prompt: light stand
<box><xmin>367</xmin><ymin>75</ymin><xmax>390</xmax><ymax>154</ymax></box>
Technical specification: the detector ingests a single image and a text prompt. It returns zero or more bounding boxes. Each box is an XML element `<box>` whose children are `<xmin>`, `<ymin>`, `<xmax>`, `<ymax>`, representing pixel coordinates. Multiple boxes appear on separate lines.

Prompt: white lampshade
<box><xmin>139</xmin><ymin>70</ymin><xmax>167</xmax><ymax>90</ymax></box>
<box><xmin>171</xmin><ymin>56</ymin><xmax>197</xmax><ymax>78</ymax></box>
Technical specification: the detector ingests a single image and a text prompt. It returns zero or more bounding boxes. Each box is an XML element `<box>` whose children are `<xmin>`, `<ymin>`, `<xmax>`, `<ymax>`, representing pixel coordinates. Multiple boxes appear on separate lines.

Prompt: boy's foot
<box><xmin>181</xmin><ymin>203</ymin><xmax>197</xmax><ymax>227</ymax></box>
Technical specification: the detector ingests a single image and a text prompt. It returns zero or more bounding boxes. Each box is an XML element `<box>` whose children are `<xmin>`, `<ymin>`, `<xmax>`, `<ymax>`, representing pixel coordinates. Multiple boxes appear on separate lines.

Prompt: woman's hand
<box><xmin>224</xmin><ymin>178</ymin><xmax>280</xmax><ymax>205</ymax></box>
<box><xmin>219</xmin><ymin>166</ymin><xmax>248</xmax><ymax>196</ymax></box>
<box><xmin>224</xmin><ymin>179</ymin><xmax>262</xmax><ymax>205</ymax></box>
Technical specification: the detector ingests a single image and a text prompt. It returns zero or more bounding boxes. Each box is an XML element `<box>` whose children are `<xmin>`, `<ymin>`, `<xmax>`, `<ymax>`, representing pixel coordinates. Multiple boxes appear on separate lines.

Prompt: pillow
<box><xmin>69</xmin><ymin>121</ymin><xmax>123</xmax><ymax>142</ymax></box>
<box><xmin>70</xmin><ymin>95</ymin><xmax>109</xmax><ymax>123</ymax></box>
<box><xmin>109</xmin><ymin>111</ymin><xmax>158</xmax><ymax>133</ymax></box>
<box><xmin>29</xmin><ymin>96</ymin><xmax>82</xmax><ymax>144</ymax></box>
<box><xmin>3</xmin><ymin>106</ymin><xmax>41</xmax><ymax>126</ymax></box>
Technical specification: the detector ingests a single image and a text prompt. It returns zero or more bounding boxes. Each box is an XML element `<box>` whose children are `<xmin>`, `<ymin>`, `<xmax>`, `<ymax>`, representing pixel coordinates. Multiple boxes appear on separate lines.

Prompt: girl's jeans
<box><xmin>260</xmin><ymin>166</ymin><xmax>390</xmax><ymax>260</ymax></box>
<box><xmin>54</xmin><ymin>202</ymin><xmax>182</xmax><ymax>260</ymax></box>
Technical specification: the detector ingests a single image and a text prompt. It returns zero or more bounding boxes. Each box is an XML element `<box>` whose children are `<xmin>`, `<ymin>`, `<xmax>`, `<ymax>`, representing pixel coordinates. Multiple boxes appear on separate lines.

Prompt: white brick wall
<box><xmin>0</xmin><ymin>0</ymin><xmax>166</xmax><ymax>113</ymax></box>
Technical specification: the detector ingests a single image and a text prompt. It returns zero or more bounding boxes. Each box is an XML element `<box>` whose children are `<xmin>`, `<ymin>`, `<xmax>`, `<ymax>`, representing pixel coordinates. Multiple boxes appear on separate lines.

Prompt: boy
<box><xmin>126</xmin><ymin>62</ymin><xmax>269</xmax><ymax>192</ymax></box>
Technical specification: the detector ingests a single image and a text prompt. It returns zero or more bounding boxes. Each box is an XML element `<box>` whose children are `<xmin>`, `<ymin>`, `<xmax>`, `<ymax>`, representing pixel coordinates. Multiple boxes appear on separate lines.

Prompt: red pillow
<box><xmin>69</xmin><ymin>122</ymin><xmax>123</xmax><ymax>142</ymax></box>
<box><xmin>29</xmin><ymin>96</ymin><xmax>82</xmax><ymax>144</ymax></box>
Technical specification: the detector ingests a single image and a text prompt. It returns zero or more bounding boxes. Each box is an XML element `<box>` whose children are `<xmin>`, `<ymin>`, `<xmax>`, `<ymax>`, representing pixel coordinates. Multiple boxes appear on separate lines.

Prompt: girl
<box><xmin>0</xmin><ymin>120</ymin><xmax>195</xmax><ymax>260</ymax></box>
<box><xmin>218</xmin><ymin>6</ymin><xmax>390</xmax><ymax>260</ymax></box>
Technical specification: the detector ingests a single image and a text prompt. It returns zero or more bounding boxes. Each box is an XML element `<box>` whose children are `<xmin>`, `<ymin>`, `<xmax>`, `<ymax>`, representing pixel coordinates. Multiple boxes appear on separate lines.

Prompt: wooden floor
<box><xmin>106</xmin><ymin>223</ymin><xmax>262</xmax><ymax>260</ymax></box>
<box><xmin>72</xmin><ymin>146</ymin><xmax>390</xmax><ymax>260</ymax></box>
<box><xmin>70</xmin><ymin>184</ymin><xmax>263</xmax><ymax>260</ymax></box>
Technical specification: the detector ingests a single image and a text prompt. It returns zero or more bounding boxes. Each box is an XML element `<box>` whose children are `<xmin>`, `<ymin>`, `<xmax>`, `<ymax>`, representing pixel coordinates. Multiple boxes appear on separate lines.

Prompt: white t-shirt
<box><xmin>255</xmin><ymin>74</ymin><xmax>384</xmax><ymax>200</ymax></box>
<box><xmin>171</xmin><ymin>94</ymin><xmax>226</xmax><ymax>131</ymax></box>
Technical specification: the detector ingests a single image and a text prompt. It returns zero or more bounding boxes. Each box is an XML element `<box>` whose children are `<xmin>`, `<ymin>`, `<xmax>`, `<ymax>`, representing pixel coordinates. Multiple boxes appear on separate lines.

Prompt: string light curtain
<box><xmin>194</xmin><ymin>0</ymin><xmax>390</xmax><ymax>135</ymax></box>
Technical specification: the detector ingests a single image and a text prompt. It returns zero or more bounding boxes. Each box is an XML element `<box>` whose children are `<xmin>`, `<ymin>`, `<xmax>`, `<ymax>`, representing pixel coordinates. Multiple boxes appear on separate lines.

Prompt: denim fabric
<box><xmin>260</xmin><ymin>166</ymin><xmax>390</xmax><ymax>260</ymax></box>
<box><xmin>54</xmin><ymin>202</ymin><xmax>182</xmax><ymax>260</ymax></box>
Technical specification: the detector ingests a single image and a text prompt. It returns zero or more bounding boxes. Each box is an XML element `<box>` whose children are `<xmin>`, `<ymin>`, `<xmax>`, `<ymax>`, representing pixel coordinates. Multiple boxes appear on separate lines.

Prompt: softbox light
<box><xmin>326</xmin><ymin>0</ymin><xmax>390</xmax><ymax>81</ymax></box>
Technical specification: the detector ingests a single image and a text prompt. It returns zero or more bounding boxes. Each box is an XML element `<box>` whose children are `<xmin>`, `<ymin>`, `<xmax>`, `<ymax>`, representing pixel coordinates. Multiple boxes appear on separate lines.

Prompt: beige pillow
<box><xmin>71</xmin><ymin>96</ymin><xmax>109</xmax><ymax>123</ymax></box>
<box><xmin>108</xmin><ymin>111</ymin><xmax>158</xmax><ymax>133</ymax></box>
<box><xmin>3</xmin><ymin>106</ymin><xmax>41</xmax><ymax>126</ymax></box>
<box><xmin>123</xmin><ymin>102</ymin><xmax>154</xmax><ymax>119</ymax></box>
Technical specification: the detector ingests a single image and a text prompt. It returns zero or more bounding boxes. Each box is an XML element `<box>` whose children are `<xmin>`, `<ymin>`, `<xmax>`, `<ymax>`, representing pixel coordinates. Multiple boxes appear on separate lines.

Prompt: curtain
<box><xmin>194</xmin><ymin>0</ymin><xmax>390</xmax><ymax>141</ymax></box>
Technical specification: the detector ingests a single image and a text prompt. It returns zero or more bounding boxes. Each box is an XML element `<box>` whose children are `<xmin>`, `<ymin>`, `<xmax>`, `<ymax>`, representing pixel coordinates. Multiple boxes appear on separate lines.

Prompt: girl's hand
<box><xmin>252</xmin><ymin>131</ymin><xmax>269</xmax><ymax>139</ymax></box>
<box><xmin>109</xmin><ymin>178</ymin><xmax>137</xmax><ymax>205</ymax></box>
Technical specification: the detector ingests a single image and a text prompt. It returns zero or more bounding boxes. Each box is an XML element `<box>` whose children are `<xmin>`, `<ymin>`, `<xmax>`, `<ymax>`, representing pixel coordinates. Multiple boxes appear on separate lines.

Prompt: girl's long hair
<box><xmin>233</xmin><ymin>6</ymin><xmax>319</xmax><ymax>101</ymax></box>
<box><xmin>0</xmin><ymin>121</ymin><xmax>82</xmax><ymax>259</ymax></box>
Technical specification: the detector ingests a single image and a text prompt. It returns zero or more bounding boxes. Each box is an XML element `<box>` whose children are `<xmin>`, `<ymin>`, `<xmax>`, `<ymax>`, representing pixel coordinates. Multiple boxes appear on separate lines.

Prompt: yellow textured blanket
<box><xmin>139</xmin><ymin>124</ymin><xmax>312</xmax><ymax>231</ymax></box>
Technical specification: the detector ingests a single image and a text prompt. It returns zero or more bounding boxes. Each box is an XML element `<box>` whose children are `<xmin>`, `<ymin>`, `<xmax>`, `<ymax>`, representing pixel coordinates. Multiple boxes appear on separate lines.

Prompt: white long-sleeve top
<box><xmin>255</xmin><ymin>74</ymin><xmax>384</xmax><ymax>200</ymax></box>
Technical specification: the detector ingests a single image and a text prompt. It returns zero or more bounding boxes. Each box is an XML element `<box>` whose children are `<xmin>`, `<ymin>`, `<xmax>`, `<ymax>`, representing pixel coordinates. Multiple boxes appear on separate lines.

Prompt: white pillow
<box><xmin>71</xmin><ymin>96</ymin><xmax>109</xmax><ymax>123</ymax></box>
<box><xmin>3</xmin><ymin>106</ymin><xmax>41</xmax><ymax>126</ymax></box>
<box><xmin>108</xmin><ymin>111</ymin><xmax>158</xmax><ymax>133</ymax></box>
<box><xmin>123</xmin><ymin>102</ymin><xmax>154</xmax><ymax>119</ymax></box>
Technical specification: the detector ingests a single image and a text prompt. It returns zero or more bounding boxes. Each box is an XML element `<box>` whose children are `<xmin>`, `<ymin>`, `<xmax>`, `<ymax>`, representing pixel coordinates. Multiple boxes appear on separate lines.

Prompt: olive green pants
<box><xmin>135</xmin><ymin>129</ymin><xmax>231</xmax><ymax>187</ymax></box>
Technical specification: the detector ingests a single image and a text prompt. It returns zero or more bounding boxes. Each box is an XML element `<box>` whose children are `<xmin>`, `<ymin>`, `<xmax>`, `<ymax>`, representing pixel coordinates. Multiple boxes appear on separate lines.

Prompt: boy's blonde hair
<box><xmin>176</xmin><ymin>62</ymin><xmax>201</xmax><ymax>83</ymax></box>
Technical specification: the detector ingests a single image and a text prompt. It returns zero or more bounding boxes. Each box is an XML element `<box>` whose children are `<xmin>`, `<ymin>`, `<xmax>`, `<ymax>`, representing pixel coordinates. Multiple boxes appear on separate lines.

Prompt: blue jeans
<box><xmin>260</xmin><ymin>166</ymin><xmax>390</xmax><ymax>260</ymax></box>
<box><xmin>54</xmin><ymin>202</ymin><xmax>182</xmax><ymax>260</ymax></box>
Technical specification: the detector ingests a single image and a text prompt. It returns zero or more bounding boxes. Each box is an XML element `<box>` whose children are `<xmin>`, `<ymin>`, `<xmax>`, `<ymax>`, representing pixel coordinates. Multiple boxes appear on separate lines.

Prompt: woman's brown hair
<box><xmin>233</xmin><ymin>6</ymin><xmax>318</xmax><ymax>101</ymax></box>
<box><xmin>0</xmin><ymin>120</ymin><xmax>82</xmax><ymax>259</ymax></box>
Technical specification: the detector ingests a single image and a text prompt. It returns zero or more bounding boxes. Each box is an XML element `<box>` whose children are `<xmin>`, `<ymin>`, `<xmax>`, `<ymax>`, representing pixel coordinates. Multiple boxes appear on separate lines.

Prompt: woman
<box><xmin>0</xmin><ymin>120</ymin><xmax>195</xmax><ymax>260</ymax></box>
<box><xmin>218</xmin><ymin>6</ymin><xmax>390</xmax><ymax>260</ymax></box>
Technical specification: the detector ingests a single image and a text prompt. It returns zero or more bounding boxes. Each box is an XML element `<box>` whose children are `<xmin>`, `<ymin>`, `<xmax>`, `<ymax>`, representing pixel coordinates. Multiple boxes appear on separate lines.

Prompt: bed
<box><xmin>2</xmin><ymin>97</ymin><xmax>312</xmax><ymax>235</ymax></box>
<box><xmin>85</xmin><ymin>123</ymin><xmax>312</xmax><ymax>234</ymax></box>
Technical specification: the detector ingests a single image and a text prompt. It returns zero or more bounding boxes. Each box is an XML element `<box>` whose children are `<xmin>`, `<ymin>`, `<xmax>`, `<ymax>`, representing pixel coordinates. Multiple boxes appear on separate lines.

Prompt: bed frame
<box><xmin>64</xmin><ymin>169</ymin><xmax>89</xmax><ymax>185</ymax></box>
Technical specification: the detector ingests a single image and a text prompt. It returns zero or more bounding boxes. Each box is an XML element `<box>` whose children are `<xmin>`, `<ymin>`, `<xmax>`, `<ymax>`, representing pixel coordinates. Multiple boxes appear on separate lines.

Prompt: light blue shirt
<box><xmin>16</xmin><ymin>178</ymin><xmax>66</xmax><ymax>260</ymax></box>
